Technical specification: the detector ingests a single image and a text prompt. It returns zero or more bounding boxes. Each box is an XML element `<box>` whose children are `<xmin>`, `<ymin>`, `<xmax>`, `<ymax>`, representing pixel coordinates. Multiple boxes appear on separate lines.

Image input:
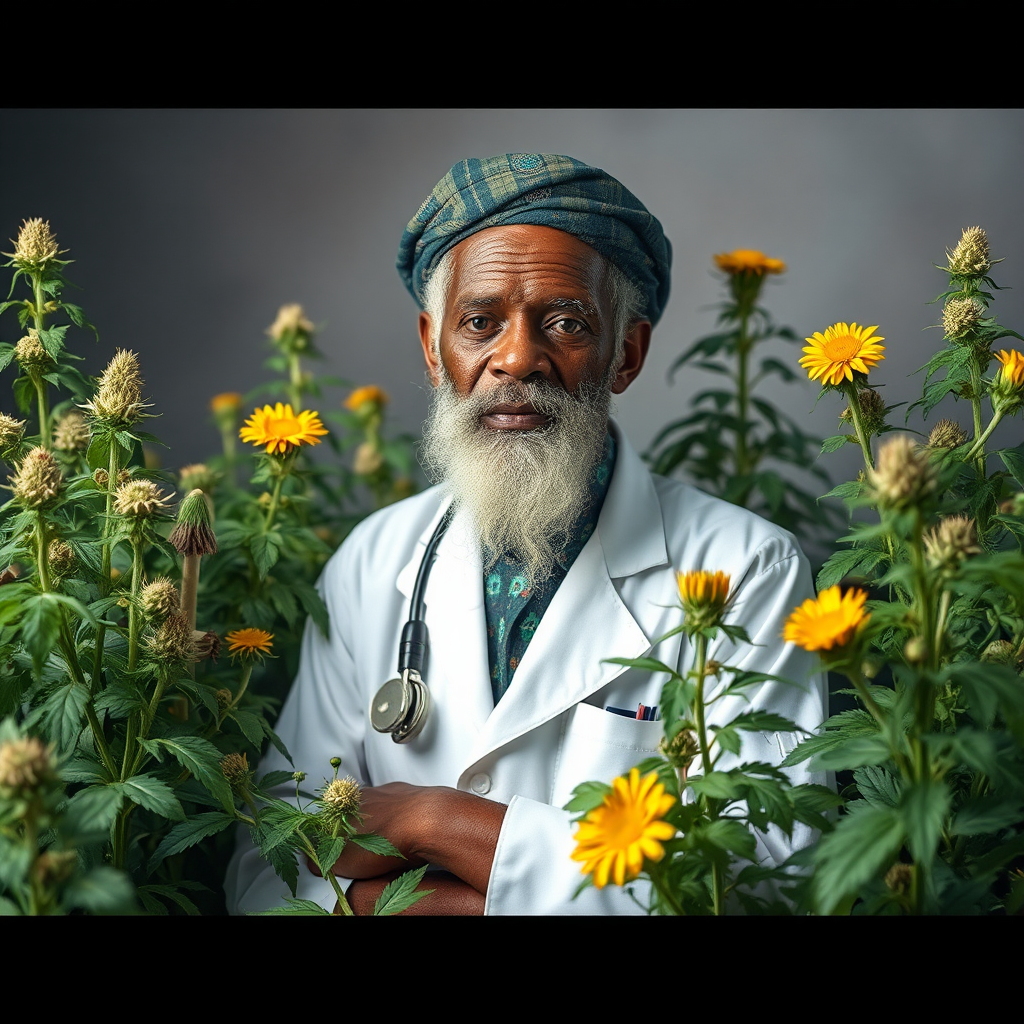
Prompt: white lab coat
<box><xmin>225</xmin><ymin>422</ymin><xmax>828</xmax><ymax>915</ymax></box>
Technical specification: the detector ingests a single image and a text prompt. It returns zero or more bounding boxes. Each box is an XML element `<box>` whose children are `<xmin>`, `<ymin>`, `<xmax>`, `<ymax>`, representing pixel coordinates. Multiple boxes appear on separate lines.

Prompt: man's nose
<box><xmin>487</xmin><ymin>317</ymin><xmax>552</xmax><ymax>381</ymax></box>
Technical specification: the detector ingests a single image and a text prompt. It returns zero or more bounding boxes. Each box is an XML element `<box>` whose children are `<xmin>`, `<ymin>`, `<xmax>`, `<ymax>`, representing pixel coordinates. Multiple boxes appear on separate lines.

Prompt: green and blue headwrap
<box><xmin>396</xmin><ymin>153</ymin><xmax>672</xmax><ymax>326</ymax></box>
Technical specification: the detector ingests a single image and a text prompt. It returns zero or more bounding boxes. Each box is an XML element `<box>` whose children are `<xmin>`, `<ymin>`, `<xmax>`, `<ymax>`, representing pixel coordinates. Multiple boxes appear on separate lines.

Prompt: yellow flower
<box><xmin>800</xmin><ymin>323</ymin><xmax>885</xmax><ymax>387</ymax></box>
<box><xmin>344</xmin><ymin>385</ymin><xmax>389</xmax><ymax>412</ymax></box>
<box><xmin>677</xmin><ymin>569</ymin><xmax>731</xmax><ymax>631</ymax></box>
<box><xmin>226</xmin><ymin>627</ymin><xmax>274</xmax><ymax>659</ymax></box>
<box><xmin>995</xmin><ymin>349</ymin><xmax>1024</xmax><ymax>389</ymax></box>
<box><xmin>571</xmin><ymin>767</ymin><xmax>677</xmax><ymax>888</ymax></box>
<box><xmin>713</xmin><ymin>249</ymin><xmax>786</xmax><ymax>275</ymax></box>
<box><xmin>784</xmin><ymin>586</ymin><xmax>870</xmax><ymax>653</ymax></box>
<box><xmin>239</xmin><ymin>403</ymin><xmax>328</xmax><ymax>455</ymax></box>
<box><xmin>210</xmin><ymin>392</ymin><xmax>243</xmax><ymax>414</ymax></box>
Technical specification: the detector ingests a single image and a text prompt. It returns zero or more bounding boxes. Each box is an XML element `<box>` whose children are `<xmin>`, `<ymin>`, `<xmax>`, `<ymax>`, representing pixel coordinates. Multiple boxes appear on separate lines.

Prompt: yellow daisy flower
<box><xmin>713</xmin><ymin>249</ymin><xmax>786</xmax><ymax>275</ymax></box>
<box><xmin>344</xmin><ymin>385</ymin><xmax>389</xmax><ymax>412</ymax></box>
<box><xmin>677</xmin><ymin>569</ymin><xmax>732</xmax><ymax>631</ymax></box>
<box><xmin>783</xmin><ymin>586</ymin><xmax>870</xmax><ymax>653</ymax></box>
<box><xmin>239</xmin><ymin>403</ymin><xmax>328</xmax><ymax>455</ymax></box>
<box><xmin>225</xmin><ymin>628</ymin><xmax>274</xmax><ymax>659</ymax></box>
<box><xmin>571</xmin><ymin>767</ymin><xmax>677</xmax><ymax>889</ymax></box>
<box><xmin>995</xmin><ymin>349</ymin><xmax>1024</xmax><ymax>389</ymax></box>
<box><xmin>800</xmin><ymin>322</ymin><xmax>885</xmax><ymax>387</ymax></box>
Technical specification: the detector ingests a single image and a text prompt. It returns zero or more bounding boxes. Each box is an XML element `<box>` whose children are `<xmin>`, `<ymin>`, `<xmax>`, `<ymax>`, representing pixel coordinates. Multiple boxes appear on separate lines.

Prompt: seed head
<box><xmin>942</xmin><ymin>296</ymin><xmax>983</xmax><ymax>340</ymax></box>
<box><xmin>5</xmin><ymin>218</ymin><xmax>66</xmax><ymax>270</ymax></box>
<box><xmin>220</xmin><ymin>752</ymin><xmax>253</xmax><ymax>792</ymax></box>
<box><xmin>192</xmin><ymin>629</ymin><xmax>221</xmax><ymax>662</ymax></box>
<box><xmin>113</xmin><ymin>478</ymin><xmax>171</xmax><ymax>518</ymax></box>
<box><xmin>945</xmin><ymin>226</ymin><xmax>991</xmax><ymax>277</ymax></box>
<box><xmin>14</xmin><ymin>330</ymin><xmax>52</xmax><ymax>372</ymax></box>
<box><xmin>928</xmin><ymin>419</ymin><xmax>969</xmax><ymax>450</ymax></box>
<box><xmin>659</xmin><ymin>728</ymin><xmax>700</xmax><ymax>771</ymax></box>
<box><xmin>0</xmin><ymin>735</ymin><xmax>57</xmax><ymax>797</ymax></box>
<box><xmin>320</xmin><ymin>776</ymin><xmax>362</xmax><ymax>820</ymax></box>
<box><xmin>10</xmin><ymin>446</ymin><xmax>63</xmax><ymax>508</ymax></box>
<box><xmin>178</xmin><ymin>463</ymin><xmax>219</xmax><ymax>494</ymax></box>
<box><xmin>145</xmin><ymin>612</ymin><xmax>198</xmax><ymax>668</ymax></box>
<box><xmin>923</xmin><ymin>515</ymin><xmax>981</xmax><ymax>573</ymax></box>
<box><xmin>866</xmin><ymin>435</ymin><xmax>938</xmax><ymax>512</ymax></box>
<box><xmin>47</xmin><ymin>539</ymin><xmax>76</xmax><ymax>578</ymax></box>
<box><xmin>52</xmin><ymin>410</ymin><xmax>90</xmax><ymax>453</ymax></box>
<box><xmin>141</xmin><ymin>577</ymin><xmax>180</xmax><ymax>621</ymax></box>
<box><xmin>168</xmin><ymin>488</ymin><xmax>218</xmax><ymax>556</ymax></box>
<box><xmin>840</xmin><ymin>387</ymin><xmax>888</xmax><ymax>436</ymax></box>
<box><xmin>0</xmin><ymin>413</ymin><xmax>26</xmax><ymax>457</ymax></box>
<box><xmin>84</xmin><ymin>349</ymin><xmax>149</xmax><ymax>425</ymax></box>
<box><xmin>267</xmin><ymin>303</ymin><xmax>314</xmax><ymax>341</ymax></box>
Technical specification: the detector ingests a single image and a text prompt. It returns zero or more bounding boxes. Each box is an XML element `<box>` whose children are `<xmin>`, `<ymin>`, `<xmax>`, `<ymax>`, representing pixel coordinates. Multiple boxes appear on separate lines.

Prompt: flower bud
<box><xmin>942</xmin><ymin>296</ymin><xmax>983</xmax><ymax>340</ymax></box>
<box><xmin>329</xmin><ymin>757</ymin><xmax>342</xmax><ymax>769</ymax></box>
<box><xmin>84</xmin><ymin>349</ymin><xmax>149</xmax><ymax>425</ymax></box>
<box><xmin>991</xmin><ymin>349</ymin><xmax>1024</xmax><ymax>413</ymax></box>
<box><xmin>215</xmin><ymin>688</ymin><xmax>233</xmax><ymax>712</ymax></box>
<box><xmin>5</xmin><ymin>218</ymin><xmax>66</xmax><ymax>271</ymax></box>
<box><xmin>92</xmin><ymin>468</ymin><xmax>109</xmax><ymax>488</ymax></box>
<box><xmin>903</xmin><ymin>635</ymin><xmax>929</xmax><ymax>665</ymax></box>
<box><xmin>320</xmin><ymin>776</ymin><xmax>362</xmax><ymax>820</ymax></box>
<box><xmin>220</xmin><ymin>752</ymin><xmax>252</xmax><ymax>791</ymax></box>
<box><xmin>145</xmin><ymin>612</ymin><xmax>197</xmax><ymax>668</ymax></box>
<box><xmin>292</xmin><ymin>771</ymin><xmax>307</xmax><ymax>783</ymax></box>
<box><xmin>676</xmin><ymin>569</ymin><xmax>731</xmax><ymax>632</ymax></box>
<box><xmin>178</xmin><ymin>463</ymin><xmax>219</xmax><ymax>494</ymax></box>
<box><xmin>0</xmin><ymin>735</ymin><xmax>57</xmax><ymax>797</ymax></box>
<box><xmin>14</xmin><ymin>330</ymin><xmax>52</xmax><ymax>373</ymax></box>
<box><xmin>659</xmin><ymin>728</ymin><xmax>700</xmax><ymax>771</ymax></box>
<box><xmin>0</xmin><ymin>413</ymin><xmax>26</xmax><ymax>459</ymax></box>
<box><xmin>267</xmin><ymin>303</ymin><xmax>314</xmax><ymax>343</ymax></box>
<box><xmin>928</xmin><ymin>419</ymin><xmax>969</xmax><ymax>450</ymax></box>
<box><xmin>840</xmin><ymin>387</ymin><xmax>888</xmax><ymax>436</ymax></box>
<box><xmin>923</xmin><ymin>515</ymin><xmax>980</xmax><ymax>573</ymax></box>
<box><xmin>113</xmin><ymin>478</ymin><xmax>171</xmax><ymax>518</ymax></box>
<box><xmin>981</xmin><ymin>640</ymin><xmax>1017</xmax><ymax>666</ymax></box>
<box><xmin>52</xmin><ymin>410</ymin><xmax>90</xmax><ymax>453</ymax></box>
<box><xmin>866</xmin><ymin>435</ymin><xmax>938</xmax><ymax>512</ymax></box>
<box><xmin>344</xmin><ymin>385</ymin><xmax>389</xmax><ymax>419</ymax></box>
<box><xmin>10</xmin><ymin>446</ymin><xmax>63</xmax><ymax>509</ymax></box>
<box><xmin>168</xmin><ymin>488</ymin><xmax>217</xmax><ymax>556</ymax></box>
<box><xmin>192</xmin><ymin>629</ymin><xmax>221</xmax><ymax>662</ymax></box>
<box><xmin>944</xmin><ymin>226</ymin><xmax>991</xmax><ymax>277</ymax></box>
<box><xmin>33</xmin><ymin>849</ymin><xmax>78</xmax><ymax>888</ymax></box>
<box><xmin>47</xmin><ymin>539</ymin><xmax>76</xmax><ymax>578</ymax></box>
<box><xmin>885</xmin><ymin>862</ymin><xmax>913</xmax><ymax>895</ymax></box>
<box><xmin>141</xmin><ymin>577</ymin><xmax>180</xmax><ymax>621</ymax></box>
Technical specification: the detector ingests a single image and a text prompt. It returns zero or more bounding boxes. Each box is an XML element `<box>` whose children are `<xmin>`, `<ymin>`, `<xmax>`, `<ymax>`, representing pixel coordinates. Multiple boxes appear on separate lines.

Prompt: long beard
<box><xmin>419</xmin><ymin>371</ymin><xmax>613</xmax><ymax>588</ymax></box>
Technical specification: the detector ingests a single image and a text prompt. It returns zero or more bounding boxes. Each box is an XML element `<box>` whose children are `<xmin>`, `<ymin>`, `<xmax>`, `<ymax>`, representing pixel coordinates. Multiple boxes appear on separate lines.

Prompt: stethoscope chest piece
<box><xmin>371</xmin><ymin>669</ymin><xmax>429</xmax><ymax>744</ymax></box>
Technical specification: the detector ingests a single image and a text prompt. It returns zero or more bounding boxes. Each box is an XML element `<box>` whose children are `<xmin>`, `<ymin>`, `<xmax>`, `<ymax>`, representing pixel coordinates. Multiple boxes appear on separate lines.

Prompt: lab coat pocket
<box><xmin>550</xmin><ymin>700</ymin><xmax>664</xmax><ymax>811</ymax></box>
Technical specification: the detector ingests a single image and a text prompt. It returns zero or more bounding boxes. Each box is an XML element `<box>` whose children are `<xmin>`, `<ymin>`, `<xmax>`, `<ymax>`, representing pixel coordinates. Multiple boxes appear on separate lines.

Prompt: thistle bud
<box><xmin>944</xmin><ymin>226</ymin><xmax>991</xmax><ymax>278</ymax></box>
<box><xmin>140</xmin><ymin>577</ymin><xmax>180</xmax><ymax>621</ymax></box>
<box><xmin>885</xmin><ymin>862</ymin><xmax>913</xmax><ymax>895</ymax></box>
<box><xmin>4</xmin><ymin>218</ymin><xmax>66</xmax><ymax>271</ymax></box>
<box><xmin>866</xmin><ymin>435</ymin><xmax>938</xmax><ymax>512</ymax></box>
<box><xmin>0</xmin><ymin>413</ymin><xmax>26</xmax><ymax>459</ymax></box>
<box><xmin>0</xmin><ymin>735</ymin><xmax>57</xmax><ymax>797</ymax></box>
<box><xmin>923</xmin><ymin>515</ymin><xmax>980</xmax><ymax>573</ymax></box>
<box><xmin>47</xmin><ymin>539</ymin><xmax>76</xmax><ymax>579</ymax></box>
<box><xmin>329</xmin><ymin>757</ymin><xmax>342</xmax><ymax>770</ymax></box>
<box><xmin>292</xmin><ymin>771</ymin><xmax>307</xmax><ymax>783</ymax></box>
<box><xmin>14</xmin><ymin>330</ymin><xmax>52</xmax><ymax>373</ymax></box>
<box><xmin>928</xmin><ymin>419</ymin><xmax>969</xmax><ymax>450</ymax></box>
<box><xmin>10</xmin><ymin>446</ymin><xmax>63</xmax><ymax>509</ymax></box>
<box><xmin>52</xmin><ymin>410</ymin><xmax>90</xmax><ymax>453</ymax></box>
<box><xmin>84</xmin><ymin>349</ymin><xmax>149</xmax><ymax>425</ymax></box>
<box><xmin>145</xmin><ymin>612</ymin><xmax>197</xmax><ymax>668</ymax></box>
<box><xmin>220</xmin><ymin>752</ymin><xmax>253</xmax><ymax>791</ymax></box>
<box><xmin>840</xmin><ymin>387</ymin><xmax>888</xmax><ymax>436</ymax></box>
<box><xmin>113</xmin><ymin>478</ymin><xmax>171</xmax><ymax>518</ymax></box>
<box><xmin>942</xmin><ymin>296</ymin><xmax>983</xmax><ymax>340</ymax></box>
<box><xmin>319</xmin><ymin>776</ymin><xmax>362</xmax><ymax>820</ymax></box>
<box><xmin>659</xmin><ymin>728</ymin><xmax>700</xmax><ymax>771</ymax></box>
<box><xmin>353</xmin><ymin>442</ymin><xmax>383</xmax><ymax>476</ymax></box>
<box><xmin>267</xmin><ymin>303</ymin><xmax>314</xmax><ymax>344</ymax></box>
<box><xmin>168</xmin><ymin>488</ymin><xmax>217</xmax><ymax>556</ymax></box>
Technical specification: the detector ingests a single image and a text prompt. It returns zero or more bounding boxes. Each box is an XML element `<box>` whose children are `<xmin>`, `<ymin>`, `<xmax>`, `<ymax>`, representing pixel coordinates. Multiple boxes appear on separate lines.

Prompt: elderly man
<box><xmin>225</xmin><ymin>153</ymin><xmax>827</xmax><ymax>915</ymax></box>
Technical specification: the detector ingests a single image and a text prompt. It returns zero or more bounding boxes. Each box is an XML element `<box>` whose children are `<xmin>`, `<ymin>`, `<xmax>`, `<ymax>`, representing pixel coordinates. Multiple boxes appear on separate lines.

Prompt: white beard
<box><xmin>419</xmin><ymin>370</ymin><xmax>613</xmax><ymax>589</ymax></box>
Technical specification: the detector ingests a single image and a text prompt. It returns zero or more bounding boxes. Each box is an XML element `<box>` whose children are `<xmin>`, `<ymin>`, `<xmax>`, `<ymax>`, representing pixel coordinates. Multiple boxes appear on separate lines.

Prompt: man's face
<box><xmin>419</xmin><ymin>224</ymin><xmax>649</xmax><ymax>424</ymax></box>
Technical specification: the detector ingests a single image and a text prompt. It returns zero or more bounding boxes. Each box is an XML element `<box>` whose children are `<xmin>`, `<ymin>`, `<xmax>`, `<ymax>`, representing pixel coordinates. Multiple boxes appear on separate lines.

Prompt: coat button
<box><xmin>469</xmin><ymin>772</ymin><xmax>492</xmax><ymax>795</ymax></box>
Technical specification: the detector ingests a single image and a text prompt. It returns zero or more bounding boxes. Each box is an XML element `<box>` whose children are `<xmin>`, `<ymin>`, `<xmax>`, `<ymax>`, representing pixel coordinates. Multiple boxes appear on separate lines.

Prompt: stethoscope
<box><xmin>369</xmin><ymin>504</ymin><xmax>455</xmax><ymax>743</ymax></box>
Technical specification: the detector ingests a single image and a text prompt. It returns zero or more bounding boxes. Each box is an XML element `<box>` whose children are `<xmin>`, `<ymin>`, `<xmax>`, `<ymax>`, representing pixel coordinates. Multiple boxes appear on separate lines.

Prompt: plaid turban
<box><xmin>396</xmin><ymin>153</ymin><xmax>672</xmax><ymax>326</ymax></box>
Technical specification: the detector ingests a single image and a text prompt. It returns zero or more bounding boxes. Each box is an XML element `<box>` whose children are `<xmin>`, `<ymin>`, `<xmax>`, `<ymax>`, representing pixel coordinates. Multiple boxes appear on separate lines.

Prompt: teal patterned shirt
<box><xmin>484</xmin><ymin>433</ymin><xmax>617</xmax><ymax>705</ymax></box>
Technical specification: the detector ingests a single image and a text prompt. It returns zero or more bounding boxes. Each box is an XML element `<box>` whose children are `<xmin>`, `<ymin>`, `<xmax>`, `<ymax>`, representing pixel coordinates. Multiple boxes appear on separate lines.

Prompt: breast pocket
<box><xmin>550</xmin><ymin>701</ymin><xmax>665</xmax><ymax>811</ymax></box>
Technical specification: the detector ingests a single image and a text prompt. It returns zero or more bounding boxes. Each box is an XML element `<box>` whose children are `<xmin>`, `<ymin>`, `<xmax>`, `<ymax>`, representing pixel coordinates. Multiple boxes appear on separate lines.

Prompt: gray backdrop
<box><xmin>3</xmin><ymin>108</ymin><xmax>1023</xmax><ymax>498</ymax></box>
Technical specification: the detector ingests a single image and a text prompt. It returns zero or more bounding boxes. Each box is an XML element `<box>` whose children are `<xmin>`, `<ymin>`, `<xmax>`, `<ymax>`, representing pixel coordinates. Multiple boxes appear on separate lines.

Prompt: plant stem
<box><xmin>31</xmin><ymin>273</ymin><xmax>51</xmax><ymax>448</ymax></box>
<box><xmin>843</xmin><ymin>384</ymin><xmax>875</xmax><ymax>473</ymax></box>
<box><xmin>299</xmin><ymin>834</ymin><xmax>354</xmax><ymax>916</ymax></box>
<box><xmin>968</xmin><ymin>358</ymin><xmax>987</xmax><ymax>479</ymax></box>
<box><xmin>691</xmin><ymin>631</ymin><xmax>724</xmax><ymax>915</ymax></box>
<box><xmin>127</xmin><ymin>536</ymin><xmax>145</xmax><ymax>672</ymax></box>
<box><xmin>263</xmin><ymin>473</ymin><xmax>286</xmax><ymax>533</ymax></box>
<box><xmin>288</xmin><ymin>353</ymin><xmax>304</xmax><ymax>412</ymax></box>
<box><xmin>964</xmin><ymin>408</ymin><xmax>1003</xmax><ymax>463</ymax></box>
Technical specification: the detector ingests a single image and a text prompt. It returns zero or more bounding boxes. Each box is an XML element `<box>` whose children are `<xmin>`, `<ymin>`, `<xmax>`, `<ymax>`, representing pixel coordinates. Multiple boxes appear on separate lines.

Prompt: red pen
<box><xmin>636</xmin><ymin>703</ymin><xmax>646</xmax><ymax>720</ymax></box>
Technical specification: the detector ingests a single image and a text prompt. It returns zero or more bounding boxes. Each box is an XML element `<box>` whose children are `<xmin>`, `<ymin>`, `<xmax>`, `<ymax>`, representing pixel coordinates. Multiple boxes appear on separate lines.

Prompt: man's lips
<box><xmin>480</xmin><ymin>403</ymin><xmax>551</xmax><ymax>430</ymax></box>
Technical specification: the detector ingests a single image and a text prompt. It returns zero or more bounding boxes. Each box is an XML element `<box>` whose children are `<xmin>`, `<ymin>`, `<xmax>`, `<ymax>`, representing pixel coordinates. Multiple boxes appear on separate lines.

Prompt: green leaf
<box><xmin>226</xmin><ymin>708</ymin><xmax>266</xmax><ymax>750</ymax></box>
<box><xmin>291</xmin><ymin>580</ymin><xmax>330</xmax><ymax>636</ymax></box>
<box><xmin>899</xmin><ymin>779</ymin><xmax>952</xmax><ymax>864</ymax></box>
<box><xmin>253</xmin><ymin>898</ymin><xmax>331</xmax><ymax>915</ymax></box>
<box><xmin>114</xmin><ymin>774</ymin><xmax>186</xmax><ymax>821</ymax></box>
<box><xmin>36</xmin><ymin>324</ymin><xmax>68</xmax><ymax>359</ymax></box>
<box><xmin>62</xmin><ymin>785</ymin><xmax>125</xmax><ymax>842</ymax></box>
<box><xmin>692</xmin><ymin>817</ymin><xmax>758</xmax><ymax>862</ymax></box>
<box><xmin>148</xmin><ymin>811</ymin><xmax>239</xmax><ymax>872</ymax></box>
<box><xmin>852</xmin><ymin>765</ymin><xmax>901</xmax><ymax>808</ymax></box>
<box><xmin>142</xmin><ymin>735</ymin><xmax>236</xmax><ymax>812</ymax></box>
<box><xmin>373</xmin><ymin>865</ymin><xmax>434</xmax><ymax>916</ymax></box>
<box><xmin>32</xmin><ymin>681</ymin><xmax>89</xmax><ymax>753</ymax></box>
<box><xmin>602</xmin><ymin>655</ymin><xmax>679</xmax><ymax>678</ymax></box>
<box><xmin>809</xmin><ymin>733</ymin><xmax>892</xmax><ymax>771</ymax></box>
<box><xmin>820</xmin><ymin>433</ymin><xmax>856</xmax><ymax>454</ymax></box>
<box><xmin>136</xmin><ymin>883</ymin><xmax>203</xmax><ymax>916</ymax></box>
<box><xmin>563</xmin><ymin>779</ymin><xmax>612</xmax><ymax>814</ymax></box>
<box><xmin>250</xmin><ymin>530</ymin><xmax>282</xmax><ymax>579</ymax></box>
<box><xmin>349</xmin><ymin>832</ymin><xmax>404</xmax><ymax>859</ymax></box>
<box><xmin>19</xmin><ymin>593</ymin><xmax>64</xmax><ymax>677</ymax></box>
<box><xmin>950</xmin><ymin>794</ymin><xmax>1024</xmax><ymax>837</ymax></box>
<box><xmin>62</xmin><ymin>866</ymin><xmax>137</xmax><ymax>915</ymax></box>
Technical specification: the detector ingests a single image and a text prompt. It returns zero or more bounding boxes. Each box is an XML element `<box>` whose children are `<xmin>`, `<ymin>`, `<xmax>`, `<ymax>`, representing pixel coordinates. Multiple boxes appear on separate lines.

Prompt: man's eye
<box><xmin>466</xmin><ymin>316</ymin><xmax>491</xmax><ymax>332</ymax></box>
<box><xmin>552</xmin><ymin>318</ymin><xmax>587</xmax><ymax>335</ymax></box>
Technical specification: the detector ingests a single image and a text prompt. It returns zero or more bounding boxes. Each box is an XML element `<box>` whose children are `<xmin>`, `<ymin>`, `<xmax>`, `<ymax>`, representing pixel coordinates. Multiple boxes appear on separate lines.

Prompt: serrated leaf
<box><xmin>316</xmin><ymin>835</ymin><xmax>347</xmax><ymax>874</ymax></box>
<box><xmin>811</xmin><ymin>733</ymin><xmax>892</xmax><ymax>771</ymax></box>
<box><xmin>62</xmin><ymin>785</ymin><xmax>125</xmax><ymax>842</ymax></box>
<box><xmin>253</xmin><ymin>897</ymin><xmax>331</xmax><ymax>915</ymax></box>
<box><xmin>145</xmin><ymin>735</ymin><xmax>235</xmax><ymax>812</ymax></box>
<box><xmin>563</xmin><ymin>779</ymin><xmax>613</xmax><ymax>814</ymax></box>
<box><xmin>899</xmin><ymin>779</ymin><xmax>951</xmax><ymax>864</ymax></box>
<box><xmin>852</xmin><ymin>765</ymin><xmax>901</xmax><ymax>808</ymax></box>
<box><xmin>950</xmin><ymin>794</ymin><xmax>1024</xmax><ymax>836</ymax></box>
<box><xmin>62</xmin><ymin>866</ymin><xmax>137</xmax><ymax>914</ymax></box>
<box><xmin>114</xmin><ymin>774</ymin><xmax>186</xmax><ymax>821</ymax></box>
<box><xmin>250</xmin><ymin>531</ymin><xmax>282</xmax><ymax>579</ymax></box>
<box><xmin>349</xmin><ymin>831</ymin><xmax>404</xmax><ymax>859</ymax></box>
<box><xmin>148</xmin><ymin>811</ymin><xmax>238</xmax><ymax>872</ymax></box>
<box><xmin>373</xmin><ymin>865</ymin><xmax>434</xmax><ymax>916</ymax></box>
<box><xmin>225</xmin><ymin>708</ymin><xmax>266</xmax><ymax>749</ymax></box>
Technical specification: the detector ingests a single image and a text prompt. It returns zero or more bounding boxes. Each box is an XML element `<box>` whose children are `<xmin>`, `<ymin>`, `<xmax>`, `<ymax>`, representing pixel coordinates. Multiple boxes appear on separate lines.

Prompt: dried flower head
<box><xmin>215</xmin><ymin>688</ymin><xmax>233</xmax><ymax>712</ymax></box>
<box><xmin>10</xmin><ymin>446</ymin><xmax>63</xmax><ymax>508</ymax></box>
<box><xmin>800</xmin><ymin>322</ymin><xmax>886</xmax><ymax>387</ymax></box>
<box><xmin>676</xmin><ymin>569</ymin><xmax>731</xmax><ymax>632</ymax></box>
<box><xmin>840</xmin><ymin>387</ymin><xmax>888</xmax><ymax>436</ymax></box>
<box><xmin>928</xmin><ymin>419</ymin><xmax>969</xmax><ymax>450</ymax></box>
<box><xmin>713</xmin><ymin>249</ymin><xmax>786</xmax><ymax>275</ymax></box>
<box><xmin>14</xmin><ymin>330</ymin><xmax>52</xmax><ymax>372</ymax></box>
<box><xmin>320</xmin><ymin>776</ymin><xmax>362</xmax><ymax>820</ymax></box>
<box><xmin>192</xmin><ymin>629</ymin><xmax>221</xmax><ymax>662</ymax></box>
<box><xmin>353</xmin><ymin>442</ymin><xmax>383</xmax><ymax>476</ymax></box>
<box><xmin>145</xmin><ymin>612</ymin><xmax>198</xmax><ymax>667</ymax></box>
<box><xmin>220</xmin><ymin>752</ymin><xmax>253</xmax><ymax>790</ymax></box>
<box><xmin>52</xmin><ymin>410</ymin><xmax>90</xmax><ymax>452</ymax></box>
<box><xmin>178</xmin><ymin>463</ymin><xmax>219</xmax><ymax>494</ymax></box>
<box><xmin>885</xmin><ymin>862</ymin><xmax>913</xmax><ymax>895</ymax></box>
<box><xmin>981</xmin><ymin>640</ymin><xmax>1017</xmax><ymax>666</ymax></box>
<box><xmin>0</xmin><ymin>735</ymin><xmax>57</xmax><ymax>796</ymax></box>
<box><xmin>83</xmin><ymin>349</ymin><xmax>148</xmax><ymax>425</ymax></box>
<box><xmin>942</xmin><ymin>296</ymin><xmax>983</xmax><ymax>340</ymax></box>
<box><xmin>945</xmin><ymin>226</ymin><xmax>991</xmax><ymax>277</ymax></box>
<box><xmin>344</xmin><ymin>385</ymin><xmax>389</xmax><ymax>413</ymax></box>
<box><xmin>924</xmin><ymin>515</ymin><xmax>981</xmax><ymax>573</ymax></box>
<box><xmin>47</xmin><ymin>539</ymin><xmax>76</xmax><ymax>578</ymax></box>
<box><xmin>113</xmin><ymin>478</ymin><xmax>171</xmax><ymax>518</ymax></box>
<box><xmin>866</xmin><ymin>434</ymin><xmax>938</xmax><ymax>511</ymax></box>
<box><xmin>0</xmin><ymin>413</ymin><xmax>26</xmax><ymax>456</ymax></box>
<box><xmin>267</xmin><ymin>303</ymin><xmax>314</xmax><ymax>341</ymax></box>
<box><xmin>5</xmin><ymin>218</ymin><xmax>66</xmax><ymax>271</ymax></box>
<box><xmin>168</xmin><ymin>488</ymin><xmax>218</xmax><ymax>556</ymax></box>
<box><xmin>659</xmin><ymin>728</ymin><xmax>700</xmax><ymax>772</ymax></box>
<box><xmin>141</xmin><ymin>577</ymin><xmax>180</xmax><ymax>621</ymax></box>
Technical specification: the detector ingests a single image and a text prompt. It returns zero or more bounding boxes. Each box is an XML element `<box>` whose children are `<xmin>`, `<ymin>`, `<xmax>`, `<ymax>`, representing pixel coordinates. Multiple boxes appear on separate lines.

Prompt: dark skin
<box><xmin>311</xmin><ymin>224</ymin><xmax>651</xmax><ymax>914</ymax></box>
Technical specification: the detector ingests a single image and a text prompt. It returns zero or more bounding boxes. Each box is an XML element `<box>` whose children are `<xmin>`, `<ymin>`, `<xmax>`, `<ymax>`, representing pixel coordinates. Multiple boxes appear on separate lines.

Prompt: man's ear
<box><xmin>419</xmin><ymin>311</ymin><xmax>442</xmax><ymax>386</ymax></box>
<box><xmin>609</xmin><ymin>319</ymin><xmax>652</xmax><ymax>395</ymax></box>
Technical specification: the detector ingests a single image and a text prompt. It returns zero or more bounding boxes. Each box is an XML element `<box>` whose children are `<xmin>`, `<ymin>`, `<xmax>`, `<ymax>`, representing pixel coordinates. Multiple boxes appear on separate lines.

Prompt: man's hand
<box><xmin>306</xmin><ymin>782</ymin><xmax>507</xmax><ymax>910</ymax></box>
